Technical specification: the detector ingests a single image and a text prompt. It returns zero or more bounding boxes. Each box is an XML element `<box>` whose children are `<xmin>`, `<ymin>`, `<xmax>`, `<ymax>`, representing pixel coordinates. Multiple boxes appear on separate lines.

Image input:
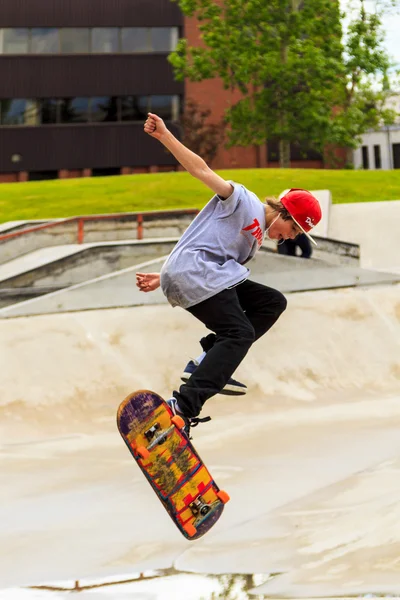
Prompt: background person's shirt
<box><xmin>160</xmin><ymin>181</ymin><xmax>267</xmax><ymax>308</ymax></box>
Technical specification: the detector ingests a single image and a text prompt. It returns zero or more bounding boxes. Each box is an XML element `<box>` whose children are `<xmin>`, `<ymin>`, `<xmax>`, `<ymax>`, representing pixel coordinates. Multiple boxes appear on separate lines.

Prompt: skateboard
<box><xmin>117</xmin><ymin>390</ymin><xmax>230</xmax><ymax>540</ymax></box>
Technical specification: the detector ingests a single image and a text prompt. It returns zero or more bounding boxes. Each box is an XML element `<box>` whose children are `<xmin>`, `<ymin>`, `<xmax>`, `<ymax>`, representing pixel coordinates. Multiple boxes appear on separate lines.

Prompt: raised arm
<box><xmin>144</xmin><ymin>113</ymin><xmax>233</xmax><ymax>199</ymax></box>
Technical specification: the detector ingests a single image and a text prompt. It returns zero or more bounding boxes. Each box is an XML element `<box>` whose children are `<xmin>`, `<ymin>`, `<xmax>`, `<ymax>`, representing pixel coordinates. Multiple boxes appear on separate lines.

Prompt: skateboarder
<box><xmin>136</xmin><ymin>112</ymin><xmax>322</xmax><ymax>437</ymax></box>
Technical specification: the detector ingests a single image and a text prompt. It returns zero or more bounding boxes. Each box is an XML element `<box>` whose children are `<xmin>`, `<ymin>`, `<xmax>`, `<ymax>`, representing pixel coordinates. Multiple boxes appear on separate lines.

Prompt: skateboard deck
<box><xmin>117</xmin><ymin>390</ymin><xmax>229</xmax><ymax>540</ymax></box>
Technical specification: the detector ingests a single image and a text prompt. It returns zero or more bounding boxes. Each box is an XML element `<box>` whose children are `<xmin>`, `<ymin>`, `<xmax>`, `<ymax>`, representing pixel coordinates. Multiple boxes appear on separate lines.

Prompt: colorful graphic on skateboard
<box><xmin>117</xmin><ymin>390</ymin><xmax>230</xmax><ymax>540</ymax></box>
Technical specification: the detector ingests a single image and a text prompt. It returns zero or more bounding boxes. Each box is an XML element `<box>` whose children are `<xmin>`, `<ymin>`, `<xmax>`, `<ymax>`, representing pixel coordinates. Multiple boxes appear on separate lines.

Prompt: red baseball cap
<box><xmin>280</xmin><ymin>188</ymin><xmax>322</xmax><ymax>246</ymax></box>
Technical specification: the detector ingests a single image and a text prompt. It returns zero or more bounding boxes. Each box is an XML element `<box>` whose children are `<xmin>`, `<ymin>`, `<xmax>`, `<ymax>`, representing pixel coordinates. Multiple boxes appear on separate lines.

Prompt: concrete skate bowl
<box><xmin>1</xmin><ymin>284</ymin><xmax>398</xmax><ymax>440</ymax></box>
<box><xmin>1</xmin><ymin>283</ymin><xmax>400</xmax><ymax>593</ymax></box>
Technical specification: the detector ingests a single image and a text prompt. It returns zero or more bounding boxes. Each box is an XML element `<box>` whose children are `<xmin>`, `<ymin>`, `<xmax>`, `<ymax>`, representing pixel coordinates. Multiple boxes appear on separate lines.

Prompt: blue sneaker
<box><xmin>181</xmin><ymin>360</ymin><xmax>248</xmax><ymax>396</ymax></box>
<box><xmin>167</xmin><ymin>397</ymin><xmax>211</xmax><ymax>440</ymax></box>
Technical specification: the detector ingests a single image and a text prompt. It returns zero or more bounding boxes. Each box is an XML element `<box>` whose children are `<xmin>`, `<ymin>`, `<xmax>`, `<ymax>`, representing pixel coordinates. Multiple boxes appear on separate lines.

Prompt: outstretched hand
<box><xmin>143</xmin><ymin>113</ymin><xmax>168</xmax><ymax>140</ymax></box>
<box><xmin>136</xmin><ymin>272</ymin><xmax>161</xmax><ymax>292</ymax></box>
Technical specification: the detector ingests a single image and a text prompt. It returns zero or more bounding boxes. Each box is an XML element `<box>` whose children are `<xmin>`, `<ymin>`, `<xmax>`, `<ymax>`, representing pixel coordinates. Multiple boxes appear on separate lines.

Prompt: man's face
<box><xmin>268</xmin><ymin>215</ymin><xmax>302</xmax><ymax>241</ymax></box>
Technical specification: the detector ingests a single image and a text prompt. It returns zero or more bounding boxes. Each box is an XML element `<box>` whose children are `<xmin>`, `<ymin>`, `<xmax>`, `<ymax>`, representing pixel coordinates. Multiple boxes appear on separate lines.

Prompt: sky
<box><xmin>341</xmin><ymin>0</ymin><xmax>400</xmax><ymax>67</ymax></box>
<box><xmin>381</xmin><ymin>13</ymin><xmax>400</xmax><ymax>65</ymax></box>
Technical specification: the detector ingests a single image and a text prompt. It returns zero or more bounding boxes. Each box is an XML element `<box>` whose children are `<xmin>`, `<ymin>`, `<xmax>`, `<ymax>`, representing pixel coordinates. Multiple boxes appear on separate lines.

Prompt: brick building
<box><xmin>0</xmin><ymin>0</ymin><xmax>323</xmax><ymax>183</ymax></box>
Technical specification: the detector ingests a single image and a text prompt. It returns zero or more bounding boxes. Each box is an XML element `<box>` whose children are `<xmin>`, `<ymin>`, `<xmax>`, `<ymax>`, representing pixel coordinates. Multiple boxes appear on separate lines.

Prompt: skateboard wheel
<box><xmin>137</xmin><ymin>446</ymin><xmax>150</xmax><ymax>460</ymax></box>
<box><xmin>217</xmin><ymin>490</ymin><xmax>230</xmax><ymax>504</ymax></box>
<box><xmin>183</xmin><ymin>522</ymin><xmax>197</xmax><ymax>538</ymax></box>
<box><xmin>171</xmin><ymin>415</ymin><xmax>185</xmax><ymax>430</ymax></box>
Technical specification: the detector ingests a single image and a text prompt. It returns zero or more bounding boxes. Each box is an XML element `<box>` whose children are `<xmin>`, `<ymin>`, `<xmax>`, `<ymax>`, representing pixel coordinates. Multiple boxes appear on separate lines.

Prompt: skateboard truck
<box><xmin>145</xmin><ymin>422</ymin><xmax>175</xmax><ymax>451</ymax></box>
<box><xmin>189</xmin><ymin>495</ymin><xmax>212</xmax><ymax>518</ymax></box>
<box><xmin>144</xmin><ymin>423</ymin><xmax>161</xmax><ymax>442</ymax></box>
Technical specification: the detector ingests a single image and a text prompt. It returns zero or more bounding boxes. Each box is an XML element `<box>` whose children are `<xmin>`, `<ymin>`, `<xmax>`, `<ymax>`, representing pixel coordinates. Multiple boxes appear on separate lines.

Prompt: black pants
<box><xmin>173</xmin><ymin>279</ymin><xmax>287</xmax><ymax>418</ymax></box>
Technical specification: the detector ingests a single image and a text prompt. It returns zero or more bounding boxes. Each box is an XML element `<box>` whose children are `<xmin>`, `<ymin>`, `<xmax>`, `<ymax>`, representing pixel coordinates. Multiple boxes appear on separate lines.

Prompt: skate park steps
<box><xmin>0</xmin><ymin>245</ymin><xmax>399</xmax><ymax>318</ymax></box>
<box><xmin>0</xmin><ymin>199</ymin><xmax>398</xmax><ymax>317</ymax></box>
<box><xmin>0</xmin><ymin>238</ymin><xmax>177</xmax><ymax>309</ymax></box>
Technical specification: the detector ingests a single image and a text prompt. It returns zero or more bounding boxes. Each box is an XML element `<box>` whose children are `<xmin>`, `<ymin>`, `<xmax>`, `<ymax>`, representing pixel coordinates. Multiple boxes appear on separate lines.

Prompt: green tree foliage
<box><xmin>328</xmin><ymin>0</ymin><xmax>398</xmax><ymax>164</ymax></box>
<box><xmin>169</xmin><ymin>0</ymin><xmax>398</xmax><ymax>167</ymax></box>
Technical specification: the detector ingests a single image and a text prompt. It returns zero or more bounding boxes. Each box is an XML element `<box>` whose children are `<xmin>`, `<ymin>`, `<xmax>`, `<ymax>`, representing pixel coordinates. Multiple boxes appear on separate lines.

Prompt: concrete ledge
<box><xmin>1</xmin><ymin>250</ymin><xmax>399</xmax><ymax>318</ymax></box>
<box><xmin>0</xmin><ymin>238</ymin><xmax>178</xmax><ymax>290</ymax></box>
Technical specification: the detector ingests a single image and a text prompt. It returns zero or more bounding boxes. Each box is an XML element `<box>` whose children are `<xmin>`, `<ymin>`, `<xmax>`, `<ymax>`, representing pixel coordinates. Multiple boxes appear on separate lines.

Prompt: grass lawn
<box><xmin>0</xmin><ymin>168</ymin><xmax>400</xmax><ymax>222</ymax></box>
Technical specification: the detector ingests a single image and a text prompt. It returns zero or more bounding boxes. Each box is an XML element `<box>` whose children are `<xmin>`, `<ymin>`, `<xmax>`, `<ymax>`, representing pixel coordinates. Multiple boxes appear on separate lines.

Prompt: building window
<box><xmin>121</xmin><ymin>28</ymin><xmax>151</xmax><ymax>53</ymax></box>
<box><xmin>92</xmin><ymin>28</ymin><xmax>120</xmax><ymax>53</ymax></box>
<box><xmin>60</xmin><ymin>28</ymin><xmax>90</xmax><ymax>54</ymax></box>
<box><xmin>361</xmin><ymin>145</ymin><xmax>369</xmax><ymax>169</ymax></box>
<box><xmin>40</xmin><ymin>99</ymin><xmax>59</xmax><ymax>124</ymax></box>
<box><xmin>151</xmin><ymin>27</ymin><xmax>178</xmax><ymax>52</ymax></box>
<box><xmin>0</xmin><ymin>96</ymin><xmax>179</xmax><ymax>126</ymax></box>
<box><xmin>0</xmin><ymin>27</ymin><xmax>179</xmax><ymax>55</ymax></box>
<box><xmin>92</xmin><ymin>167</ymin><xmax>121</xmax><ymax>177</ymax></box>
<box><xmin>0</xmin><ymin>99</ymin><xmax>39</xmax><ymax>125</ymax></box>
<box><xmin>150</xmin><ymin>95</ymin><xmax>179</xmax><ymax>120</ymax></box>
<box><xmin>91</xmin><ymin>97</ymin><xmax>119</xmax><ymax>122</ymax></box>
<box><xmin>60</xmin><ymin>98</ymin><xmax>90</xmax><ymax>123</ymax></box>
<box><xmin>373</xmin><ymin>145</ymin><xmax>381</xmax><ymax>169</ymax></box>
<box><xmin>0</xmin><ymin>28</ymin><xmax>29</xmax><ymax>54</ymax></box>
<box><xmin>392</xmin><ymin>143</ymin><xmax>400</xmax><ymax>169</ymax></box>
<box><xmin>121</xmin><ymin>96</ymin><xmax>149</xmax><ymax>121</ymax></box>
<box><xmin>29</xmin><ymin>170</ymin><xmax>59</xmax><ymax>181</ymax></box>
<box><xmin>31</xmin><ymin>28</ymin><xmax>59</xmax><ymax>54</ymax></box>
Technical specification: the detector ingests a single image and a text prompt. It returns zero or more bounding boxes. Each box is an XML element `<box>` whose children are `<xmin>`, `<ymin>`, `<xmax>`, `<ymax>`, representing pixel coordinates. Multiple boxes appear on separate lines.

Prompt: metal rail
<box><xmin>0</xmin><ymin>208</ymin><xmax>199</xmax><ymax>244</ymax></box>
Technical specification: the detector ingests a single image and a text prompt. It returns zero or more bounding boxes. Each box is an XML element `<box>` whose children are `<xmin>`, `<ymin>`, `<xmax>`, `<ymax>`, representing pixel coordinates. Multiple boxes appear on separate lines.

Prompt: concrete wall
<box><xmin>328</xmin><ymin>200</ymin><xmax>400</xmax><ymax>271</ymax></box>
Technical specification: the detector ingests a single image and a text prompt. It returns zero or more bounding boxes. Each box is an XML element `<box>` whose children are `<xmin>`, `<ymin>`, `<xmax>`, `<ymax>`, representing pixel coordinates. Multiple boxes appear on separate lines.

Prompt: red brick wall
<box><xmin>184</xmin><ymin>15</ymin><xmax>268</xmax><ymax>170</ymax></box>
<box><xmin>0</xmin><ymin>173</ymin><xmax>18</xmax><ymax>183</ymax></box>
<box><xmin>59</xmin><ymin>169</ymin><xmax>84</xmax><ymax>178</ymax></box>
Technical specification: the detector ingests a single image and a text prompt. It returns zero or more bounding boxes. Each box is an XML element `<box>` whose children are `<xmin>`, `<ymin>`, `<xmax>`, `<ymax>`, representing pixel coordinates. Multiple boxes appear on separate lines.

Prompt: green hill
<box><xmin>0</xmin><ymin>168</ymin><xmax>399</xmax><ymax>222</ymax></box>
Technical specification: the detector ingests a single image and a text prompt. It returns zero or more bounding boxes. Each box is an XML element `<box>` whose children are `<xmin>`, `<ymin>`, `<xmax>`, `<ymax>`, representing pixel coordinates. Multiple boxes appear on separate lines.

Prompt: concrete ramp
<box><xmin>1</xmin><ymin>285</ymin><xmax>400</xmax><ymax>593</ymax></box>
<box><xmin>0</xmin><ymin>239</ymin><xmax>177</xmax><ymax>309</ymax></box>
<box><xmin>1</xmin><ymin>247</ymin><xmax>399</xmax><ymax>318</ymax></box>
<box><xmin>0</xmin><ymin>244</ymin><xmax>83</xmax><ymax>281</ymax></box>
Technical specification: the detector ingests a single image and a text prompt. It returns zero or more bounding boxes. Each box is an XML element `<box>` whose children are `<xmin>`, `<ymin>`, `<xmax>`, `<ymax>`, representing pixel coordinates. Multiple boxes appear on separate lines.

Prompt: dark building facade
<box><xmin>0</xmin><ymin>0</ymin><xmax>332</xmax><ymax>183</ymax></box>
<box><xmin>0</xmin><ymin>0</ymin><xmax>183</xmax><ymax>181</ymax></box>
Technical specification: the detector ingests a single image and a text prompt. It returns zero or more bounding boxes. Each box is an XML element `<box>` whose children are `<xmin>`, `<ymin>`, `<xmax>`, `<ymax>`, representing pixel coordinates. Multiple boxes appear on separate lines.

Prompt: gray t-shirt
<box><xmin>160</xmin><ymin>181</ymin><xmax>266</xmax><ymax>308</ymax></box>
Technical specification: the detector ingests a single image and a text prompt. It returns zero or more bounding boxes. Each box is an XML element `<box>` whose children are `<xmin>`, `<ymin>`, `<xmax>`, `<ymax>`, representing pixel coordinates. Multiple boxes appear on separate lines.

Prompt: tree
<box><xmin>327</xmin><ymin>0</ymin><xmax>398</xmax><ymax>166</ymax></box>
<box><xmin>169</xmin><ymin>0</ymin><xmax>398</xmax><ymax>168</ymax></box>
<box><xmin>180</xmin><ymin>98</ymin><xmax>225</xmax><ymax>165</ymax></box>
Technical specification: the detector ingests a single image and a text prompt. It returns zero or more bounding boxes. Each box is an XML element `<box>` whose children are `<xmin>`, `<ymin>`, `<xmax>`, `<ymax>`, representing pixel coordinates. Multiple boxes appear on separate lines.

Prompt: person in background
<box><xmin>277</xmin><ymin>232</ymin><xmax>313</xmax><ymax>258</ymax></box>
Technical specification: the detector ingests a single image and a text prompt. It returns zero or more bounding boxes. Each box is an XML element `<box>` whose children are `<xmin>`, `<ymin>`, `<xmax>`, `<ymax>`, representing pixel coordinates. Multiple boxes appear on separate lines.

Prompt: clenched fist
<box><xmin>143</xmin><ymin>113</ymin><xmax>168</xmax><ymax>140</ymax></box>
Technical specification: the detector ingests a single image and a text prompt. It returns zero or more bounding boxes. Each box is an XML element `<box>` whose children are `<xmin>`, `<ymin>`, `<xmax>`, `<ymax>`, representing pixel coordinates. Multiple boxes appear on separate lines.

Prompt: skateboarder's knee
<box><xmin>275</xmin><ymin>291</ymin><xmax>287</xmax><ymax>315</ymax></box>
<box><xmin>262</xmin><ymin>289</ymin><xmax>287</xmax><ymax>317</ymax></box>
<box><xmin>219</xmin><ymin>323</ymin><xmax>255</xmax><ymax>348</ymax></box>
<box><xmin>237</xmin><ymin>323</ymin><xmax>256</xmax><ymax>346</ymax></box>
